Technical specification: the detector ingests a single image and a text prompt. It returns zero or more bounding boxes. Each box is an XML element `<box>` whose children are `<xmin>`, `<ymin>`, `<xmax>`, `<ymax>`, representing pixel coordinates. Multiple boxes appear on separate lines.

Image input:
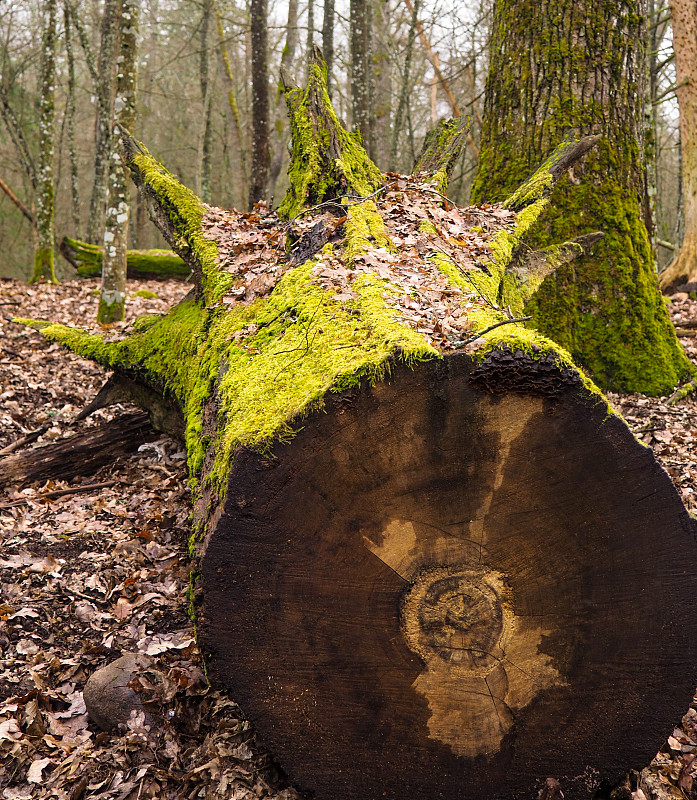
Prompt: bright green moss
<box><xmin>64</xmin><ymin>236</ymin><xmax>189</xmax><ymax>280</ymax></box>
<box><xmin>131</xmin><ymin>146</ymin><xmax>231</xmax><ymax>304</ymax></box>
<box><xmin>278</xmin><ymin>59</ymin><xmax>383</xmax><ymax>220</ymax></box>
<box><xmin>470</xmin><ymin>1</ymin><xmax>691</xmax><ymax>395</ymax></box>
<box><xmin>20</xmin><ymin>257</ymin><xmax>437</xmax><ymax>505</ymax></box>
<box><xmin>345</xmin><ymin>201</ymin><xmax>394</xmax><ymax>258</ymax></box>
<box><xmin>524</xmin><ymin>147</ymin><xmax>693</xmax><ymax>396</ymax></box>
<box><xmin>30</xmin><ymin>247</ymin><xmax>57</xmax><ymax>284</ymax></box>
<box><xmin>132</xmin><ymin>289</ymin><xmax>158</xmax><ymax>299</ymax></box>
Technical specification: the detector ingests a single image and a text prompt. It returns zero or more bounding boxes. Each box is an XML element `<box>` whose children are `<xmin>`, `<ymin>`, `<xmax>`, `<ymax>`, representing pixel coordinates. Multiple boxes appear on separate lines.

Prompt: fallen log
<box><xmin>59</xmin><ymin>235</ymin><xmax>190</xmax><ymax>280</ymax></box>
<box><xmin>16</xmin><ymin>50</ymin><xmax>697</xmax><ymax>800</ymax></box>
<box><xmin>0</xmin><ymin>411</ymin><xmax>157</xmax><ymax>487</ymax></box>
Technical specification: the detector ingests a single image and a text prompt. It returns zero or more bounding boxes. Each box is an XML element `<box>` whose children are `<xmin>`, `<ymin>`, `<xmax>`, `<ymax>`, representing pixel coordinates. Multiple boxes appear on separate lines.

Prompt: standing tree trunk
<box><xmin>305</xmin><ymin>0</ymin><xmax>314</xmax><ymax>79</ymax></box>
<box><xmin>22</xmin><ymin>54</ymin><xmax>697</xmax><ymax>799</ymax></box>
<box><xmin>471</xmin><ymin>0</ymin><xmax>690</xmax><ymax>396</ymax></box>
<box><xmin>659</xmin><ymin>0</ymin><xmax>697</xmax><ymax>291</ymax></box>
<box><xmin>215</xmin><ymin>0</ymin><xmax>248</xmax><ymax>200</ymax></box>
<box><xmin>64</xmin><ymin>1</ymin><xmax>81</xmax><ymax>240</ymax></box>
<box><xmin>350</xmin><ymin>0</ymin><xmax>371</xmax><ymax>144</ymax></box>
<box><xmin>248</xmin><ymin>0</ymin><xmax>269</xmax><ymax>207</ymax></box>
<box><xmin>31</xmin><ymin>0</ymin><xmax>58</xmax><ymax>284</ymax></box>
<box><xmin>98</xmin><ymin>0</ymin><xmax>138</xmax><ymax>323</ymax></box>
<box><xmin>268</xmin><ymin>0</ymin><xmax>299</xmax><ymax>199</ymax></box>
<box><xmin>86</xmin><ymin>0</ymin><xmax>120</xmax><ymax>245</ymax></box>
<box><xmin>199</xmin><ymin>0</ymin><xmax>214</xmax><ymax>204</ymax></box>
<box><xmin>321</xmin><ymin>0</ymin><xmax>335</xmax><ymax>97</ymax></box>
<box><xmin>390</xmin><ymin>0</ymin><xmax>419</xmax><ymax>171</ymax></box>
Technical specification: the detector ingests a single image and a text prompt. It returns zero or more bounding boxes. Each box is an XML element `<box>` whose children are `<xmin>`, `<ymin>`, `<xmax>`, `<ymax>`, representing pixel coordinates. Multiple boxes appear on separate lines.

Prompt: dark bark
<box><xmin>248</xmin><ymin>0</ymin><xmax>269</xmax><ymax>207</ymax></box>
<box><xmin>0</xmin><ymin>412</ymin><xmax>157</xmax><ymax>488</ymax></box>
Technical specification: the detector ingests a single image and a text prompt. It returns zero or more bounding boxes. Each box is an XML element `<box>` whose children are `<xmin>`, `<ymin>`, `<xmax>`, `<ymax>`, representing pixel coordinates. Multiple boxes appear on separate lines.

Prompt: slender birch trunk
<box><xmin>31</xmin><ymin>0</ymin><xmax>58</xmax><ymax>283</ymax></box>
<box><xmin>305</xmin><ymin>0</ymin><xmax>314</xmax><ymax>80</ymax></box>
<box><xmin>350</xmin><ymin>0</ymin><xmax>371</xmax><ymax>143</ymax></box>
<box><xmin>98</xmin><ymin>0</ymin><xmax>138</xmax><ymax>323</ymax></box>
<box><xmin>390</xmin><ymin>0</ymin><xmax>419</xmax><ymax>171</ymax></box>
<box><xmin>269</xmin><ymin>0</ymin><xmax>299</xmax><ymax>199</ymax></box>
<box><xmin>86</xmin><ymin>0</ymin><xmax>120</xmax><ymax>244</ymax></box>
<box><xmin>199</xmin><ymin>0</ymin><xmax>213</xmax><ymax>203</ymax></box>
<box><xmin>215</xmin><ymin>0</ymin><xmax>248</xmax><ymax>196</ymax></box>
<box><xmin>321</xmin><ymin>0</ymin><xmax>335</xmax><ymax>96</ymax></box>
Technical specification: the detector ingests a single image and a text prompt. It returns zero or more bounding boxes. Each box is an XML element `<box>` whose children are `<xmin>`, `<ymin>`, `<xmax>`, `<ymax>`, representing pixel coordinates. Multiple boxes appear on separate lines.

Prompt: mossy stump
<box><xmin>19</xmin><ymin>53</ymin><xmax>697</xmax><ymax>800</ymax></box>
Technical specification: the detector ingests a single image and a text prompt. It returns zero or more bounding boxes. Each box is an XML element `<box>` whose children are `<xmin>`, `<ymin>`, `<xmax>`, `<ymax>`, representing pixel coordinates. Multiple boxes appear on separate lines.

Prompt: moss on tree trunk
<box><xmin>471</xmin><ymin>0</ymin><xmax>691</xmax><ymax>395</ymax></box>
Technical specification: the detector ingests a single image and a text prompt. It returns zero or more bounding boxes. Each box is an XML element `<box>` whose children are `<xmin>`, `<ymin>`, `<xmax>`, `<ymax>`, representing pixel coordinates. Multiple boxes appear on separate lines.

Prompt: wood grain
<box><xmin>199</xmin><ymin>352</ymin><xmax>697</xmax><ymax>800</ymax></box>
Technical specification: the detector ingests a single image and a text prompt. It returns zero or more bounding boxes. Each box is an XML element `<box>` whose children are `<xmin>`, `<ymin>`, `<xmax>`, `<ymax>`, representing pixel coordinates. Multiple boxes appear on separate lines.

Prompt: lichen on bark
<box><xmin>98</xmin><ymin>0</ymin><xmax>139</xmax><ymax>323</ymax></box>
<box><xmin>30</xmin><ymin>0</ymin><xmax>58</xmax><ymax>284</ymax></box>
<box><xmin>471</xmin><ymin>0</ymin><xmax>692</xmax><ymax>395</ymax></box>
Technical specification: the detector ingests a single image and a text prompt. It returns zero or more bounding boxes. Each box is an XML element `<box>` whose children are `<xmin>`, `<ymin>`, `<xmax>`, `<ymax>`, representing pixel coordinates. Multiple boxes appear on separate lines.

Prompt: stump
<box><xmin>19</xmin><ymin>50</ymin><xmax>697</xmax><ymax>800</ymax></box>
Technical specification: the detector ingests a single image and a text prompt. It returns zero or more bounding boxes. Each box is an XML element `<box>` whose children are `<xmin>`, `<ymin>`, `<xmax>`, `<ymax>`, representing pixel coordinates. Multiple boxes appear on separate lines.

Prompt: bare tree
<box><xmin>322</xmin><ymin>0</ymin><xmax>335</xmax><ymax>96</ymax></box>
<box><xmin>248</xmin><ymin>0</ymin><xmax>269</xmax><ymax>207</ymax></box>
<box><xmin>659</xmin><ymin>1</ymin><xmax>697</xmax><ymax>290</ymax></box>
<box><xmin>98</xmin><ymin>0</ymin><xmax>138</xmax><ymax>322</ymax></box>
<box><xmin>86</xmin><ymin>0</ymin><xmax>120</xmax><ymax>244</ymax></box>
<box><xmin>350</xmin><ymin>0</ymin><xmax>371</xmax><ymax>144</ymax></box>
<box><xmin>199</xmin><ymin>0</ymin><xmax>214</xmax><ymax>203</ymax></box>
<box><xmin>31</xmin><ymin>0</ymin><xmax>58</xmax><ymax>283</ymax></box>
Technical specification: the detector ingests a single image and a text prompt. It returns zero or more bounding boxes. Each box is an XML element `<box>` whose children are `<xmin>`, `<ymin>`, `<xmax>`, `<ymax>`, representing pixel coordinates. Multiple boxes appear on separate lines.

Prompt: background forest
<box><xmin>0</xmin><ymin>0</ymin><xmax>681</xmax><ymax>283</ymax></box>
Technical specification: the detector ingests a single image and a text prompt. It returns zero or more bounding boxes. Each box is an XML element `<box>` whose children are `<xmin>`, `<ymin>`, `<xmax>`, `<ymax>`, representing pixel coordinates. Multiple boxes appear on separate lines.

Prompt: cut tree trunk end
<box><xmin>199</xmin><ymin>353</ymin><xmax>697</xmax><ymax>800</ymax></box>
<box><xmin>17</xmin><ymin>51</ymin><xmax>697</xmax><ymax>800</ymax></box>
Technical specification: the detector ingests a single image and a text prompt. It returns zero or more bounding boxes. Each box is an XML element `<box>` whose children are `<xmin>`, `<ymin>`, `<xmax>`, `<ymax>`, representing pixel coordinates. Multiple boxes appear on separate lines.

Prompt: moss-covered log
<box><xmin>471</xmin><ymin>0</ymin><xmax>692</xmax><ymax>396</ymax></box>
<box><xmin>17</xmin><ymin>53</ymin><xmax>697</xmax><ymax>800</ymax></box>
<box><xmin>60</xmin><ymin>236</ymin><xmax>190</xmax><ymax>281</ymax></box>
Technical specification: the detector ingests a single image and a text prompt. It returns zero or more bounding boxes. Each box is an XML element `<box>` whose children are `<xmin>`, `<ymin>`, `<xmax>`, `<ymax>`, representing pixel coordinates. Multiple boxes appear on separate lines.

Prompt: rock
<box><xmin>83</xmin><ymin>652</ymin><xmax>154</xmax><ymax>731</ymax></box>
<box><xmin>670</xmin><ymin>292</ymin><xmax>690</xmax><ymax>302</ymax></box>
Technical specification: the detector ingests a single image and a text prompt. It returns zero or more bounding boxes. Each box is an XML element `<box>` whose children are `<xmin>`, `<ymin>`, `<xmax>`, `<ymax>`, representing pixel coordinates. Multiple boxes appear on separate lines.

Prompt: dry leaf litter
<box><xmin>1</xmin><ymin>279</ymin><xmax>300</xmax><ymax>800</ymax></box>
<box><xmin>1</xmin><ymin>268</ymin><xmax>697</xmax><ymax>799</ymax></box>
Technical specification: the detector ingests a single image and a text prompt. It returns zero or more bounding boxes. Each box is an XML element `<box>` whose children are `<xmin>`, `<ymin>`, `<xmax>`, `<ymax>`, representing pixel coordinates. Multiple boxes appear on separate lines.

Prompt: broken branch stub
<box><xmin>412</xmin><ymin>115</ymin><xmax>471</xmax><ymax>191</ymax></box>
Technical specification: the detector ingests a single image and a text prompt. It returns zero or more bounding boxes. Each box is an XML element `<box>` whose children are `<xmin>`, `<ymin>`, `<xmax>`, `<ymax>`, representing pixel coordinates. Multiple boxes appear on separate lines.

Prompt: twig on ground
<box><xmin>0</xmin><ymin>424</ymin><xmax>51</xmax><ymax>456</ymax></box>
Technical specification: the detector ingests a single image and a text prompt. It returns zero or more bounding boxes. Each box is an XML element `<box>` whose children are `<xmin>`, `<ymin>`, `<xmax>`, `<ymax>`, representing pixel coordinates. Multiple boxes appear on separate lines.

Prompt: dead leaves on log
<box><xmin>199</xmin><ymin>178</ymin><xmax>516</xmax><ymax>350</ymax></box>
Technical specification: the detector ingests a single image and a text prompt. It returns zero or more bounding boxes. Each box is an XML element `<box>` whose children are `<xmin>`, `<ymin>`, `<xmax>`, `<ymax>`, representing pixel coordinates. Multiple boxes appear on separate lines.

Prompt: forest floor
<box><xmin>0</xmin><ymin>277</ymin><xmax>696</xmax><ymax>800</ymax></box>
